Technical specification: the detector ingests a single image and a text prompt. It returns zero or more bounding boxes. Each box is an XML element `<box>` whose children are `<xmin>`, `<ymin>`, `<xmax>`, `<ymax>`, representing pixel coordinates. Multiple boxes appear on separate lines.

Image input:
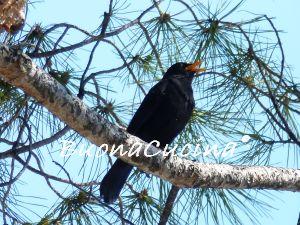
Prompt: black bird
<box><xmin>100</xmin><ymin>61</ymin><xmax>205</xmax><ymax>203</ymax></box>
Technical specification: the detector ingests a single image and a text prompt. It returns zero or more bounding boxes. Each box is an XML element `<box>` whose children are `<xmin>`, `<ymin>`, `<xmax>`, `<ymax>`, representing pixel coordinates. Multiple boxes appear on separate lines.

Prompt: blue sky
<box><xmin>2</xmin><ymin>0</ymin><xmax>300</xmax><ymax>224</ymax></box>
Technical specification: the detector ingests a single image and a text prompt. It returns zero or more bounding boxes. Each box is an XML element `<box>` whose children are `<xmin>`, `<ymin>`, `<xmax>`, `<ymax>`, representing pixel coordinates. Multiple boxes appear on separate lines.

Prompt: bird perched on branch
<box><xmin>100</xmin><ymin>61</ymin><xmax>205</xmax><ymax>203</ymax></box>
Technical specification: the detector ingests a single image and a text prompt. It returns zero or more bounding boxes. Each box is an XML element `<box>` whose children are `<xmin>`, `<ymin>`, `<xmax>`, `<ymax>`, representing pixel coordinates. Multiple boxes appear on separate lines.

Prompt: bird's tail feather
<box><xmin>100</xmin><ymin>159</ymin><xmax>133</xmax><ymax>203</ymax></box>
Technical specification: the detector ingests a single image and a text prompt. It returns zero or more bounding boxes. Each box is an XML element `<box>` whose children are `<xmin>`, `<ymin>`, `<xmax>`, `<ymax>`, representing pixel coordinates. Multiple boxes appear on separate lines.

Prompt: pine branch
<box><xmin>158</xmin><ymin>185</ymin><xmax>180</xmax><ymax>225</ymax></box>
<box><xmin>0</xmin><ymin>44</ymin><xmax>300</xmax><ymax>192</ymax></box>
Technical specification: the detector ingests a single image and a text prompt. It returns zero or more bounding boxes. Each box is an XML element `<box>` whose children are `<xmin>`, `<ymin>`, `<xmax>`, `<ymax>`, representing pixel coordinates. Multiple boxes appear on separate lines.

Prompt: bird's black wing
<box><xmin>127</xmin><ymin>80</ymin><xmax>167</xmax><ymax>135</ymax></box>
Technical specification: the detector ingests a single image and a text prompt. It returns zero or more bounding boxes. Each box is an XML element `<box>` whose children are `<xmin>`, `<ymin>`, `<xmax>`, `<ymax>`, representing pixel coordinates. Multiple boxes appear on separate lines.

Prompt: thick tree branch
<box><xmin>0</xmin><ymin>45</ymin><xmax>300</xmax><ymax>192</ymax></box>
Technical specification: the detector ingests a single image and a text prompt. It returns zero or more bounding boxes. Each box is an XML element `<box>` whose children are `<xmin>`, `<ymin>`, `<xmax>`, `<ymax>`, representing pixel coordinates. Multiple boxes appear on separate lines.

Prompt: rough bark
<box><xmin>0</xmin><ymin>0</ymin><xmax>25</xmax><ymax>33</ymax></box>
<box><xmin>0</xmin><ymin>44</ymin><xmax>300</xmax><ymax>192</ymax></box>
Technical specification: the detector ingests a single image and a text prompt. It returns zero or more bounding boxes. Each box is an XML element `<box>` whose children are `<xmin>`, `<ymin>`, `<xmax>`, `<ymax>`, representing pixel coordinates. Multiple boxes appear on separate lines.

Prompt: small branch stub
<box><xmin>0</xmin><ymin>0</ymin><xmax>26</xmax><ymax>33</ymax></box>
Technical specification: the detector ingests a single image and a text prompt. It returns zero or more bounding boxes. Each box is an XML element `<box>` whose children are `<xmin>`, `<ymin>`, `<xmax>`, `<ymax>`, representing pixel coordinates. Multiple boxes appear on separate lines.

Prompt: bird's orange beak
<box><xmin>185</xmin><ymin>60</ymin><xmax>206</xmax><ymax>74</ymax></box>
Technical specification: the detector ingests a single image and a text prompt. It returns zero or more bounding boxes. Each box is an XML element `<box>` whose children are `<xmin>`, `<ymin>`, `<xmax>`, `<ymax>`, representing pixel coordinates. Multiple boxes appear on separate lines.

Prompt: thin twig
<box><xmin>158</xmin><ymin>185</ymin><xmax>180</xmax><ymax>225</ymax></box>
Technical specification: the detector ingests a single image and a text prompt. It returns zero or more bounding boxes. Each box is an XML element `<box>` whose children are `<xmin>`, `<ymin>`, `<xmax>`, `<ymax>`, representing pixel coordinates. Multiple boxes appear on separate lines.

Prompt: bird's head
<box><xmin>163</xmin><ymin>61</ymin><xmax>206</xmax><ymax>80</ymax></box>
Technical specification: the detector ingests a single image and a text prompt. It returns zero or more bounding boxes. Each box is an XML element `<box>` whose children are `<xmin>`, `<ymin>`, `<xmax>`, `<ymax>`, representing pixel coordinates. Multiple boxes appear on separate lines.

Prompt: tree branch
<box><xmin>0</xmin><ymin>44</ymin><xmax>300</xmax><ymax>192</ymax></box>
<box><xmin>158</xmin><ymin>185</ymin><xmax>180</xmax><ymax>225</ymax></box>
